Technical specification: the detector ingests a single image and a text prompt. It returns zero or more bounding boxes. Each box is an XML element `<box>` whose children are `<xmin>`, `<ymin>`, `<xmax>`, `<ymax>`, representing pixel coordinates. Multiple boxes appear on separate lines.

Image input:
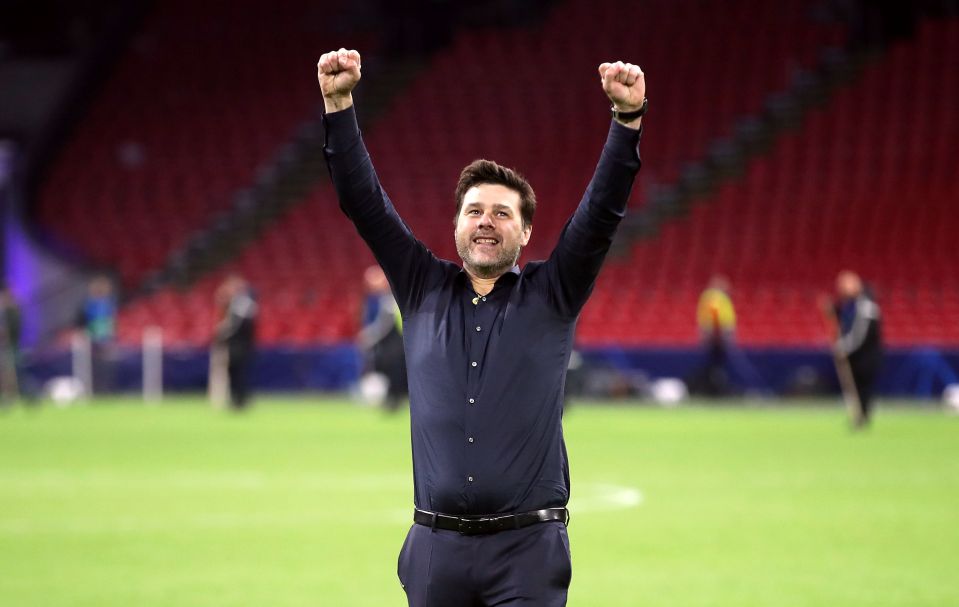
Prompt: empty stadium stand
<box><xmin>116</xmin><ymin>0</ymin><xmax>845</xmax><ymax>346</ymax></box>
<box><xmin>579</xmin><ymin>17</ymin><xmax>959</xmax><ymax>347</ymax></box>
<box><xmin>33</xmin><ymin>0</ymin><xmax>372</xmax><ymax>289</ymax></box>
<box><xmin>30</xmin><ymin>0</ymin><xmax>957</xmax><ymax>355</ymax></box>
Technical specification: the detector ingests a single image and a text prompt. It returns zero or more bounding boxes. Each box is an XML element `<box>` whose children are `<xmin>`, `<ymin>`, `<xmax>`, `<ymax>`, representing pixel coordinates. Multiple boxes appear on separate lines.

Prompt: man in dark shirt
<box><xmin>319</xmin><ymin>48</ymin><xmax>646</xmax><ymax>606</ymax></box>
<box><xmin>214</xmin><ymin>274</ymin><xmax>258</xmax><ymax>409</ymax></box>
<box><xmin>833</xmin><ymin>270</ymin><xmax>883</xmax><ymax>427</ymax></box>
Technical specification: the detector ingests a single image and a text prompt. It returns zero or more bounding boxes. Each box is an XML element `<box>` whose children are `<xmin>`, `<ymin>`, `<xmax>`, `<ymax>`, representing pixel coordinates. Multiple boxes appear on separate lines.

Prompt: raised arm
<box><xmin>546</xmin><ymin>61</ymin><xmax>646</xmax><ymax>317</ymax></box>
<box><xmin>318</xmin><ymin>49</ymin><xmax>438</xmax><ymax>314</ymax></box>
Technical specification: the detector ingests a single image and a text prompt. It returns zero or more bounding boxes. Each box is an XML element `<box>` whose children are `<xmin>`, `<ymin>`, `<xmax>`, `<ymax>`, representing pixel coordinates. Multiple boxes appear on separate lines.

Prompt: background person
<box><xmin>693</xmin><ymin>274</ymin><xmax>737</xmax><ymax>395</ymax></box>
<box><xmin>214</xmin><ymin>274</ymin><xmax>258</xmax><ymax>409</ymax></box>
<box><xmin>0</xmin><ymin>286</ymin><xmax>21</xmax><ymax>403</ymax></box>
<box><xmin>690</xmin><ymin>275</ymin><xmax>766</xmax><ymax>396</ymax></box>
<box><xmin>831</xmin><ymin>270</ymin><xmax>883</xmax><ymax>426</ymax></box>
<box><xmin>358</xmin><ymin>265</ymin><xmax>407</xmax><ymax>411</ymax></box>
<box><xmin>75</xmin><ymin>275</ymin><xmax>117</xmax><ymax>395</ymax></box>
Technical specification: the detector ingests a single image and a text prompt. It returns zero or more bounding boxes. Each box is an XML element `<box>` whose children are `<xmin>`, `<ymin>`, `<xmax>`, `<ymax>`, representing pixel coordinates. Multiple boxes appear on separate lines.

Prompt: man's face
<box><xmin>836</xmin><ymin>271</ymin><xmax>861</xmax><ymax>300</ymax></box>
<box><xmin>454</xmin><ymin>184</ymin><xmax>532</xmax><ymax>279</ymax></box>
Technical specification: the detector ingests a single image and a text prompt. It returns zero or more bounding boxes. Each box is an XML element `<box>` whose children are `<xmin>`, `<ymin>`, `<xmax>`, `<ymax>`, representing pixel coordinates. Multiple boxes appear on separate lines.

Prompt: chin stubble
<box><xmin>456</xmin><ymin>236</ymin><xmax>521</xmax><ymax>278</ymax></box>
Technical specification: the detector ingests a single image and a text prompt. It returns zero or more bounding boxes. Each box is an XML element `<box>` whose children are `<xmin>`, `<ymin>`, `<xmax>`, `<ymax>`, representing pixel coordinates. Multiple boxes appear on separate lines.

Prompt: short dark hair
<box><xmin>454</xmin><ymin>159</ymin><xmax>536</xmax><ymax>228</ymax></box>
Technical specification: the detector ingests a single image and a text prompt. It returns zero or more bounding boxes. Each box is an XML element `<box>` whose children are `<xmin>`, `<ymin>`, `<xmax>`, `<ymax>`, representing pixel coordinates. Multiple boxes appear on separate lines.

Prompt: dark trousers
<box><xmin>398</xmin><ymin>521</ymin><xmax>572</xmax><ymax>606</ymax></box>
<box><xmin>850</xmin><ymin>353</ymin><xmax>880</xmax><ymax>421</ymax></box>
<box><xmin>373</xmin><ymin>329</ymin><xmax>407</xmax><ymax>411</ymax></box>
<box><xmin>91</xmin><ymin>342</ymin><xmax>116</xmax><ymax>395</ymax></box>
<box><xmin>227</xmin><ymin>350</ymin><xmax>253</xmax><ymax>408</ymax></box>
<box><xmin>689</xmin><ymin>337</ymin><xmax>729</xmax><ymax>396</ymax></box>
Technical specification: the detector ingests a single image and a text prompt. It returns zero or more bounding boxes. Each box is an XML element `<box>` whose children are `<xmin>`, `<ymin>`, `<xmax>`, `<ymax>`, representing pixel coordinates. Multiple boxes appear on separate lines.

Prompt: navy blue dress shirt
<box><xmin>324</xmin><ymin>107</ymin><xmax>641</xmax><ymax>515</ymax></box>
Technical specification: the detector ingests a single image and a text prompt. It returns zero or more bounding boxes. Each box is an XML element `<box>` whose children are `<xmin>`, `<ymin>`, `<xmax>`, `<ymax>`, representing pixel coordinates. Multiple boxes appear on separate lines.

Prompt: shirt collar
<box><xmin>457</xmin><ymin>265</ymin><xmax>521</xmax><ymax>291</ymax></box>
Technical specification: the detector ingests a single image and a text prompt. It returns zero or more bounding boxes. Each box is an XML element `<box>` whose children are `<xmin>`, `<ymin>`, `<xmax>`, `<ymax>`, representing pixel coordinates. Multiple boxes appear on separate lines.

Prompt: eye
<box><xmin>467</xmin><ymin>209</ymin><xmax>480</xmax><ymax>215</ymax></box>
<box><xmin>497</xmin><ymin>211</ymin><xmax>509</xmax><ymax>217</ymax></box>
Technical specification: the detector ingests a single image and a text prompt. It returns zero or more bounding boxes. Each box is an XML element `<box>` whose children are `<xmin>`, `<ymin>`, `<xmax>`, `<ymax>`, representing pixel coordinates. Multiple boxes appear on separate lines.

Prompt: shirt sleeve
<box><xmin>544</xmin><ymin>120</ymin><xmax>642</xmax><ymax>317</ymax></box>
<box><xmin>837</xmin><ymin>297</ymin><xmax>880</xmax><ymax>355</ymax></box>
<box><xmin>358</xmin><ymin>294</ymin><xmax>399</xmax><ymax>349</ymax></box>
<box><xmin>323</xmin><ymin>107</ymin><xmax>440</xmax><ymax>315</ymax></box>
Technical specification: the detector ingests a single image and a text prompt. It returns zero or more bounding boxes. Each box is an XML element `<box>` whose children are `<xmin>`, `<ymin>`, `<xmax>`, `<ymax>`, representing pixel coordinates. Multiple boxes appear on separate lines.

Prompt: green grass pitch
<box><xmin>1</xmin><ymin>397</ymin><xmax>957</xmax><ymax>606</ymax></box>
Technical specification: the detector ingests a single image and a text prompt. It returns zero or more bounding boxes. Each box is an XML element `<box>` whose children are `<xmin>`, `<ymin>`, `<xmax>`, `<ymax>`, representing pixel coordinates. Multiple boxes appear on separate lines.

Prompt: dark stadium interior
<box><xmin>1</xmin><ymin>0</ymin><xmax>958</xmax><ymax>396</ymax></box>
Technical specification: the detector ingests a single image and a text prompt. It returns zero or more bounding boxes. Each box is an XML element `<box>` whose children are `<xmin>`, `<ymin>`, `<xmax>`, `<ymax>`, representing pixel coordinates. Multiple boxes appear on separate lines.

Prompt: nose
<box><xmin>477</xmin><ymin>212</ymin><xmax>494</xmax><ymax>228</ymax></box>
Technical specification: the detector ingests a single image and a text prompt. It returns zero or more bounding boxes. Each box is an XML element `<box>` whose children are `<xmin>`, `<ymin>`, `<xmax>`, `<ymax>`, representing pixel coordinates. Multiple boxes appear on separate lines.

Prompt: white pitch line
<box><xmin>569</xmin><ymin>482</ymin><xmax>644</xmax><ymax>513</ymax></box>
<box><xmin>0</xmin><ymin>475</ymin><xmax>642</xmax><ymax>536</ymax></box>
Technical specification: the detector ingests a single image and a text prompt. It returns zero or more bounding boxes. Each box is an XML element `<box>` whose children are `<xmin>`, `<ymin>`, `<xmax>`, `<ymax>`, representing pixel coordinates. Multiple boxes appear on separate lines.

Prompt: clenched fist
<box><xmin>318</xmin><ymin>48</ymin><xmax>362</xmax><ymax>112</ymax></box>
<box><xmin>599</xmin><ymin>61</ymin><xmax>646</xmax><ymax>125</ymax></box>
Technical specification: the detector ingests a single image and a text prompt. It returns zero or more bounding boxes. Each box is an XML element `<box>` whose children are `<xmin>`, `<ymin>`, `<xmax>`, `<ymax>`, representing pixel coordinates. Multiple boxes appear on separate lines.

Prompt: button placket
<box><xmin>464</xmin><ymin>288</ymin><xmax>496</xmax><ymax>498</ymax></box>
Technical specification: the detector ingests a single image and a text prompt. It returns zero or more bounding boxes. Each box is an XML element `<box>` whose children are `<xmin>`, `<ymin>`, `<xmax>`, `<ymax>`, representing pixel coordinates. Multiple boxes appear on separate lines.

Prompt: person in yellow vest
<box><xmin>694</xmin><ymin>275</ymin><xmax>736</xmax><ymax>395</ymax></box>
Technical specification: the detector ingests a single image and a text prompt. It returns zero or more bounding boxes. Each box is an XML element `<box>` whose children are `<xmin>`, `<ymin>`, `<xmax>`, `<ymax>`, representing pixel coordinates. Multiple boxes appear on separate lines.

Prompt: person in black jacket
<box><xmin>833</xmin><ymin>270</ymin><xmax>883</xmax><ymax>427</ymax></box>
<box><xmin>214</xmin><ymin>274</ymin><xmax>258</xmax><ymax>409</ymax></box>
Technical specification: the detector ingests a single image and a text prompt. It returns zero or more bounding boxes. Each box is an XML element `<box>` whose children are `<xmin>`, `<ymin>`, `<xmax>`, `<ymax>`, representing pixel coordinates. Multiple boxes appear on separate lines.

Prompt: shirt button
<box><xmin>467</xmin><ymin>476</ymin><xmax>474</xmax><ymax>482</ymax></box>
<box><xmin>468</xmin><ymin>437</ymin><xmax>474</xmax><ymax>443</ymax></box>
<box><xmin>475</xmin><ymin>326</ymin><xmax>482</xmax><ymax>332</ymax></box>
<box><xmin>481</xmin><ymin>297</ymin><xmax>486</xmax><ymax>301</ymax></box>
<box><xmin>471</xmin><ymin>361</ymin><xmax>478</xmax><ymax>367</ymax></box>
<box><xmin>468</xmin><ymin>398</ymin><xmax>475</xmax><ymax>404</ymax></box>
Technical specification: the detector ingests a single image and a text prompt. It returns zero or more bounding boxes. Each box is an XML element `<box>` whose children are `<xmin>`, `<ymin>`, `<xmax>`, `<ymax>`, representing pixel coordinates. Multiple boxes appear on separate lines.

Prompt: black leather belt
<box><xmin>413</xmin><ymin>507</ymin><xmax>569</xmax><ymax>535</ymax></box>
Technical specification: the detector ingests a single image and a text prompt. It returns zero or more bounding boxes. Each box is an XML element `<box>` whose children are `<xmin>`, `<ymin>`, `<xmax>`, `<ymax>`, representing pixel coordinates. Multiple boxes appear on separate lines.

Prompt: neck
<box><xmin>465</xmin><ymin>268</ymin><xmax>501</xmax><ymax>296</ymax></box>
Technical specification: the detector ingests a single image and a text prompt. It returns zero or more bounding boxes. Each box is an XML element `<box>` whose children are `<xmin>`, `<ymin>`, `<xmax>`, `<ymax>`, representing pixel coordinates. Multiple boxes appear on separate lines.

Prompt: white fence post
<box><xmin>71</xmin><ymin>332</ymin><xmax>92</xmax><ymax>399</ymax></box>
<box><xmin>143</xmin><ymin>326</ymin><xmax>163</xmax><ymax>403</ymax></box>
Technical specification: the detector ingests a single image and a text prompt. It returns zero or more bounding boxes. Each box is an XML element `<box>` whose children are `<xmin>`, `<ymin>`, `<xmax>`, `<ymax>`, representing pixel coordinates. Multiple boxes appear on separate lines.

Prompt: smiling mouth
<box><xmin>473</xmin><ymin>237</ymin><xmax>499</xmax><ymax>245</ymax></box>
